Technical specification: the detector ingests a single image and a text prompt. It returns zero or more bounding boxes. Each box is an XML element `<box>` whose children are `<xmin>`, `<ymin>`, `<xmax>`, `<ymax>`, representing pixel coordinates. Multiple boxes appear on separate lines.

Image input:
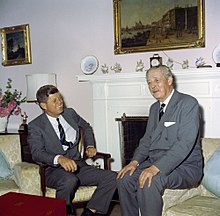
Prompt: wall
<box><xmin>0</xmin><ymin>0</ymin><xmax>220</xmax><ymax>130</ymax></box>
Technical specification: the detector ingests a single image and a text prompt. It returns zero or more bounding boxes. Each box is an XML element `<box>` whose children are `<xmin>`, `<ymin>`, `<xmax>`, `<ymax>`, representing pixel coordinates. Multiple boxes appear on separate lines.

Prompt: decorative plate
<box><xmin>80</xmin><ymin>55</ymin><xmax>99</xmax><ymax>75</ymax></box>
<box><xmin>212</xmin><ymin>44</ymin><xmax>220</xmax><ymax>64</ymax></box>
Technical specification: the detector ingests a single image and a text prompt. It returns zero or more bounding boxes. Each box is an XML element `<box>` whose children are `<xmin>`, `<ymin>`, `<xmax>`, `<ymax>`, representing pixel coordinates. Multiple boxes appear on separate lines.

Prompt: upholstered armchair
<box><xmin>0</xmin><ymin>134</ymin><xmax>41</xmax><ymax>196</ymax></box>
<box><xmin>38</xmin><ymin>128</ymin><xmax>112</xmax><ymax>205</ymax></box>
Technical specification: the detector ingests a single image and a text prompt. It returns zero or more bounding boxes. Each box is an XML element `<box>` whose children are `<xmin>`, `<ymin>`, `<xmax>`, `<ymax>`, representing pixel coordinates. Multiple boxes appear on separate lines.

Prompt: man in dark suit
<box><xmin>117</xmin><ymin>65</ymin><xmax>203</xmax><ymax>216</ymax></box>
<box><xmin>28</xmin><ymin>85</ymin><xmax>116</xmax><ymax>216</ymax></box>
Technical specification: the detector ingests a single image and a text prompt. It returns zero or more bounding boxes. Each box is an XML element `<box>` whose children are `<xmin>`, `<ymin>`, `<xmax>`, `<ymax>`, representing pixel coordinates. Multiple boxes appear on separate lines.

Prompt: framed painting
<box><xmin>113</xmin><ymin>0</ymin><xmax>205</xmax><ymax>54</ymax></box>
<box><xmin>0</xmin><ymin>24</ymin><xmax>32</xmax><ymax>66</ymax></box>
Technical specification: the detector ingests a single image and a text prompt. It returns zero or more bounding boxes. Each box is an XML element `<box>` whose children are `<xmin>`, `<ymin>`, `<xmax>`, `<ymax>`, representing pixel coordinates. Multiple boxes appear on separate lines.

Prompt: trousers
<box><xmin>46</xmin><ymin>165</ymin><xmax>117</xmax><ymax>214</ymax></box>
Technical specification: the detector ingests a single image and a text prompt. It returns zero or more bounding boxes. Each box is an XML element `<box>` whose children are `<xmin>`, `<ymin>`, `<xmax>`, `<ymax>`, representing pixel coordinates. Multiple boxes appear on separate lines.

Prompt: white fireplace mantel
<box><xmin>77</xmin><ymin>68</ymin><xmax>220</xmax><ymax>171</ymax></box>
<box><xmin>78</xmin><ymin>68</ymin><xmax>220</xmax><ymax>82</ymax></box>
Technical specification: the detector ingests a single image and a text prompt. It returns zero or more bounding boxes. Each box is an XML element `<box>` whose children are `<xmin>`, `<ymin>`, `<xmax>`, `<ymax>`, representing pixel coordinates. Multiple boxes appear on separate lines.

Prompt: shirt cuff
<box><xmin>54</xmin><ymin>155</ymin><xmax>61</xmax><ymax>165</ymax></box>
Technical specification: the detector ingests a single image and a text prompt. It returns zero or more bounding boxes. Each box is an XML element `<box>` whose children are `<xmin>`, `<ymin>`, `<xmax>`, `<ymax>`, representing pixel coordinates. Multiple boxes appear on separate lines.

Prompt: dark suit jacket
<box><xmin>132</xmin><ymin>90</ymin><xmax>203</xmax><ymax>182</ymax></box>
<box><xmin>28</xmin><ymin>108</ymin><xmax>94</xmax><ymax>167</ymax></box>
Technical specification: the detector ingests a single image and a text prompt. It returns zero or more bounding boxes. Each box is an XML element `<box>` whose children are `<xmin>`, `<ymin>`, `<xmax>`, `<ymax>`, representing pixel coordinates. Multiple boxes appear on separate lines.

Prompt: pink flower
<box><xmin>0</xmin><ymin>108</ymin><xmax>10</xmax><ymax>117</ymax></box>
<box><xmin>0</xmin><ymin>78</ymin><xmax>26</xmax><ymax>119</ymax></box>
<box><xmin>13</xmin><ymin>106</ymin><xmax>21</xmax><ymax>116</ymax></box>
<box><xmin>7</xmin><ymin>100</ymin><xmax>17</xmax><ymax>111</ymax></box>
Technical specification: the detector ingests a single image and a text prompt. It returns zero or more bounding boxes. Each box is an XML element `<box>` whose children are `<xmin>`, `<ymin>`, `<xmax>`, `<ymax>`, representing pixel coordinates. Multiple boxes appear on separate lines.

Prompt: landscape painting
<box><xmin>0</xmin><ymin>24</ymin><xmax>32</xmax><ymax>66</ymax></box>
<box><xmin>113</xmin><ymin>0</ymin><xmax>205</xmax><ymax>54</ymax></box>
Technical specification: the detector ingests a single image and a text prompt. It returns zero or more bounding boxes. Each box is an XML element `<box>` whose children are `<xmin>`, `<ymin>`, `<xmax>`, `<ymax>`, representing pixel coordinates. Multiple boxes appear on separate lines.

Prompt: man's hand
<box><xmin>85</xmin><ymin>147</ymin><xmax>97</xmax><ymax>158</ymax></box>
<box><xmin>117</xmin><ymin>160</ymin><xmax>139</xmax><ymax>179</ymax></box>
<box><xmin>139</xmin><ymin>165</ymin><xmax>160</xmax><ymax>188</ymax></box>
<box><xmin>58</xmin><ymin>155</ymin><xmax>77</xmax><ymax>172</ymax></box>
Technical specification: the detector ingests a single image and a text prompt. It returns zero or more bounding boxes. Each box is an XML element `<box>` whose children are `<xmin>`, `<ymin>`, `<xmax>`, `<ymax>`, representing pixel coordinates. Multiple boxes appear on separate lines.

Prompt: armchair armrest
<box><xmin>79</xmin><ymin>127</ymin><xmax>112</xmax><ymax>170</ymax></box>
<box><xmin>36</xmin><ymin>162</ymin><xmax>49</xmax><ymax>197</ymax></box>
<box><xmin>84</xmin><ymin>152</ymin><xmax>111</xmax><ymax>170</ymax></box>
<box><xmin>13</xmin><ymin>162</ymin><xmax>41</xmax><ymax>195</ymax></box>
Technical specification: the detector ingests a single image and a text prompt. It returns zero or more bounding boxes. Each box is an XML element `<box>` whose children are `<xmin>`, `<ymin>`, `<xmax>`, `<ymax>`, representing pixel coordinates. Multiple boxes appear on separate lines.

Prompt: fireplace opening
<box><xmin>116</xmin><ymin>113</ymin><xmax>148</xmax><ymax>167</ymax></box>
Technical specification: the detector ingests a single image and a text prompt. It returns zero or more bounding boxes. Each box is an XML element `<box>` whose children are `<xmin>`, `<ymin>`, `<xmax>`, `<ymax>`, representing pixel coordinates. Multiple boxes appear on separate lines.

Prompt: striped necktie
<box><xmin>56</xmin><ymin>118</ymin><xmax>73</xmax><ymax>148</ymax></box>
<box><xmin>159</xmin><ymin>103</ymin><xmax>165</xmax><ymax>121</ymax></box>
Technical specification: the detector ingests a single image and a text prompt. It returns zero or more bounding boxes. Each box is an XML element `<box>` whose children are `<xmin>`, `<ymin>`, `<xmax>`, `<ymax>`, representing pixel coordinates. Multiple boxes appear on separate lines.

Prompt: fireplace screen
<box><xmin>116</xmin><ymin>113</ymin><xmax>148</xmax><ymax>167</ymax></box>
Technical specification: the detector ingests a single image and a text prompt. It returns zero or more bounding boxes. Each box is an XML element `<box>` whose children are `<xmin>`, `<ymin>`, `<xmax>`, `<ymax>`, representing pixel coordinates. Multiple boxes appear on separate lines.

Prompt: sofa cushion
<box><xmin>0</xmin><ymin>179</ymin><xmax>19</xmax><ymax>196</ymax></box>
<box><xmin>165</xmin><ymin>196</ymin><xmax>220</xmax><ymax>216</ymax></box>
<box><xmin>202</xmin><ymin>145</ymin><xmax>220</xmax><ymax>198</ymax></box>
<box><xmin>0</xmin><ymin>150</ymin><xmax>13</xmax><ymax>180</ymax></box>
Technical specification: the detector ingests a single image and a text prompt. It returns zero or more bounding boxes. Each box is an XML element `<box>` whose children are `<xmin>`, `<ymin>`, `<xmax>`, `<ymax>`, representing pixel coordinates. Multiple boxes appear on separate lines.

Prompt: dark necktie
<box><xmin>56</xmin><ymin>118</ymin><xmax>73</xmax><ymax>148</ymax></box>
<box><xmin>159</xmin><ymin>103</ymin><xmax>165</xmax><ymax>121</ymax></box>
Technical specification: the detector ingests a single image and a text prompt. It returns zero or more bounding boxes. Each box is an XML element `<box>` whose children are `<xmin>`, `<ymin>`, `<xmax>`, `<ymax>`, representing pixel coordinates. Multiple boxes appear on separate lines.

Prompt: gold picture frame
<box><xmin>113</xmin><ymin>0</ymin><xmax>205</xmax><ymax>55</ymax></box>
<box><xmin>0</xmin><ymin>24</ymin><xmax>32</xmax><ymax>66</ymax></box>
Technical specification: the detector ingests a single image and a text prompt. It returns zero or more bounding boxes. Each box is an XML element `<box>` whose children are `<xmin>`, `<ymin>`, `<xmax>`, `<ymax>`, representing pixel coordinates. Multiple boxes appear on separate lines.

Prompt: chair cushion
<box><xmin>202</xmin><ymin>145</ymin><xmax>220</xmax><ymax>198</ymax></box>
<box><xmin>0</xmin><ymin>150</ymin><xmax>13</xmax><ymax>180</ymax></box>
<box><xmin>46</xmin><ymin>185</ymin><xmax>97</xmax><ymax>203</ymax></box>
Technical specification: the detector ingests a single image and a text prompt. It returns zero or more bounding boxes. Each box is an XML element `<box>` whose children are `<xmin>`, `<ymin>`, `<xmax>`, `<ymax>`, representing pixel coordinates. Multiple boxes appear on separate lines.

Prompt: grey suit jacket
<box><xmin>28</xmin><ymin>108</ymin><xmax>94</xmax><ymax>167</ymax></box>
<box><xmin>132</xmin><ymin>90</ymin><xmax>203</xmax><ymax>180</ymax></box>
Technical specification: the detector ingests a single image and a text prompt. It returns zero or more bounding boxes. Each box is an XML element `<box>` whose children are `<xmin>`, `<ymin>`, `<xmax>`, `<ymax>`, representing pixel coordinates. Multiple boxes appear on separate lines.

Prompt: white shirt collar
<box><xmin>160</xmin><ymin>89</ymin><xmax>174</xmax><ymax>111</ymax></box>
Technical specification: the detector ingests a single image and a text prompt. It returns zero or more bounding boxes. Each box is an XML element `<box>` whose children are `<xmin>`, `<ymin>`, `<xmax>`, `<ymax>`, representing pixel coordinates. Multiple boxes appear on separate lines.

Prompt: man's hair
<box><xmin>146</xmin><ymin>65</ymin><xmax>175</xmax><ymax>87</ymax></box>
<box><xmin>146</xmin><ymin>65</ymin><xmax>173</xmax><ymax>79</ymax></box>
<box><xmin>36</xmin><ymin>85</ymin><xmax>59</xmax><ymax>104</ymax></box>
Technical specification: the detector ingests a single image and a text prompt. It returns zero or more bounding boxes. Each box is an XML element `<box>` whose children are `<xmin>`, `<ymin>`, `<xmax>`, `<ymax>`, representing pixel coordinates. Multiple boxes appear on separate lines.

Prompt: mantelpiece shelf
<box><xmin>77</xmin><ymin>68</ymin><xmax>220</xmax><ymax>83</ymax></box>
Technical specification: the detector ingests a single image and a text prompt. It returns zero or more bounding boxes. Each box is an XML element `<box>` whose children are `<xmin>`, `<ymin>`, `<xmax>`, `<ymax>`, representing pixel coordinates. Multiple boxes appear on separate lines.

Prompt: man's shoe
<box><xmin>66</xmin><ymin>205</ymin><xmax>75</xmax><ymax>216</ymax></box>
<box><xmin>81</xmin><ymin>208</ymin><xmax>95</xmax><ymax>216</ymax></box>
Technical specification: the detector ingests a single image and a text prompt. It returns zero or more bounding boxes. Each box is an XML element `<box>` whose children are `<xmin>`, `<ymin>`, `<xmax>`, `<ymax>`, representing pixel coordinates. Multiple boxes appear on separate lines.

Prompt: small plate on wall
<box><xmin>212</xmin><ymin>44</ymin><xmax>220</xmax><ymax>67</ymax></box>
<box><xmin>80</xmin><ymin>55</ymin><xmax>99</xmax><ymax>75</ymax></box>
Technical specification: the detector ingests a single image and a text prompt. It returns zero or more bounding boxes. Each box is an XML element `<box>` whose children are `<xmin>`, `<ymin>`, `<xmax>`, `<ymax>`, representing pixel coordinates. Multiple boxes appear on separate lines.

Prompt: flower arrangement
<box><xmin>0</xmin><ymin>78</ymin><xmax>26</xmax><ymax>118</ymax></box>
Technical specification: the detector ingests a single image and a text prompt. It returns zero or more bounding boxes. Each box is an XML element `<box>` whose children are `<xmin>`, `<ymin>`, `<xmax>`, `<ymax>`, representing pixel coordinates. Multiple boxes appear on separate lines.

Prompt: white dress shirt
<box><xmin>46</xmin><ymin>114</ymin><xmax>77</xmax><ymax>164</ymax></box>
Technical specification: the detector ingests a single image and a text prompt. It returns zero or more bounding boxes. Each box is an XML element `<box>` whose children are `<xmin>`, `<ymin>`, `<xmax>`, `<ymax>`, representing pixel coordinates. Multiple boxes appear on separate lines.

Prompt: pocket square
<box><xmin>164</xmin><ymin>122</ymin><xmax>176</xmax><ymax>127</ymax></box>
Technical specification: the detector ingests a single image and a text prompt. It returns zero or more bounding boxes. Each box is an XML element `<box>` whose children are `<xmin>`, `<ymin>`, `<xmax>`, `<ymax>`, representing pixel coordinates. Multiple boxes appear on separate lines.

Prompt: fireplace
<box><xmin>78</xmin><ymin>68</ymin><xmax>220</xmax><ymax>171</ymax></box>
<box><xmin>116</xmin><ymin>113</ymin><xmax>148</xmax><ymax>167</ymax></box>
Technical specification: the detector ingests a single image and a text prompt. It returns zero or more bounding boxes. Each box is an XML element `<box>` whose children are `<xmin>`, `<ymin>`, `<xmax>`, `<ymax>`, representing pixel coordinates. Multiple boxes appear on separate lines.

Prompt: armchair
<box><xmin>38</xmin><ymin>128</ymin><xmax>112</xmax><ymax>205</ymax></box>
<box><xmin>0</xmin><ymin>134</ymin><xmax>41</xmax><ymax>196</ymax></box>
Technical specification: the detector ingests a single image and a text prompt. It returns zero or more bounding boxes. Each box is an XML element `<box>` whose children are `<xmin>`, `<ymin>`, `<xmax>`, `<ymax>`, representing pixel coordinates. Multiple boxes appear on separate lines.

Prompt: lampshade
<box><xmin>26</xmin><ymin>73</ymin><xmax>57</xmax><ymax>102</ymax></box>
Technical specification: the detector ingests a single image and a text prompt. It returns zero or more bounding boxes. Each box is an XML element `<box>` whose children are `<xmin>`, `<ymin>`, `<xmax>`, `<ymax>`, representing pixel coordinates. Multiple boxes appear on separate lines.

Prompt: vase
<box><xmin>0</xmin><ymin>116</ymin><xmax>8</xmax><ymax>132</ymax></box>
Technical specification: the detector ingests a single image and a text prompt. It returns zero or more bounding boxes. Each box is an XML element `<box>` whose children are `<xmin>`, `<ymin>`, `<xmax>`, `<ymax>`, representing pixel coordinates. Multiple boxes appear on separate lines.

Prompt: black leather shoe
<box><xmin>81</xmin><ymin>208</ymin><xmax>95</xmax><ymax>216</ymax></box>
<box><xmin>66</xmin><ymin>205</ymin><xmax>75</xmax><ymax>216</ymax></box>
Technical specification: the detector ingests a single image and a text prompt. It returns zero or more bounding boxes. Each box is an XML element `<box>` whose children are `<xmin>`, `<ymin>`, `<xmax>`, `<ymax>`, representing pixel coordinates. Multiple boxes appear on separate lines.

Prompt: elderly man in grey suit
<box><xmin>28</xmin><ymin>85</ymin><xmax>116</xmax><ymax>216</ymax></box>
<box><xmin>117</xmin><ymin>65</ymin><xmax>203</xmax><ymax>216</ymax></box>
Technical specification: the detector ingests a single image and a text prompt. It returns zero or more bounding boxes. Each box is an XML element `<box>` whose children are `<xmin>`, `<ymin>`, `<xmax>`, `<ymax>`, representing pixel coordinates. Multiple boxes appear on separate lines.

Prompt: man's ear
<box><xmin>40</xmin><ymin>102</ymin><xmax>47</xmax><ymax>110</ymax></box>
<box><xmin>168</xmin><ymin>76</ymin><xmax>173</xmax><ymax>86</ymax></box>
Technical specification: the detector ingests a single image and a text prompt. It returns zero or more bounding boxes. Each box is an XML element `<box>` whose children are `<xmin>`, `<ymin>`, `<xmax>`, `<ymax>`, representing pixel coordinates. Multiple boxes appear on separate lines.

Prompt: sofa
<box><xmin>162</xmin><ymin>138</ymin><xmax>220</xmax><ymax>216</ymax></box>
<box><xmin>0</xmin><ymin>134</ymin><xmax>41</xmax><ymax>196</ymax></box>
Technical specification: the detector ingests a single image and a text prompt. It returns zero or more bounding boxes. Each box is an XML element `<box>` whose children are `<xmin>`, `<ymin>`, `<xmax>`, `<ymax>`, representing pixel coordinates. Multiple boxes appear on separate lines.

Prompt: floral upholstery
<box><xmin>0</xmin><ymin>135</ymin><xmax>41</xmax><ymax>196</ymax></box>
<box><xmin>46</xmin><ymin>186</ymin><xmax>97</xmax><ymax>203</ymax></box>
<box><xmin>165</xmin><ymin>196</ymin><xmax>220</xmax><ymax>216</ymax></box>
<box><xmin>0</xmin><ymin>179</ymin><xmax>19</xmax><ymax>196</ymax></box>
<box><xmin>162</xmin><ymin>138</ymin><xmax>220</xmax><ymax>216</ymax></box>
